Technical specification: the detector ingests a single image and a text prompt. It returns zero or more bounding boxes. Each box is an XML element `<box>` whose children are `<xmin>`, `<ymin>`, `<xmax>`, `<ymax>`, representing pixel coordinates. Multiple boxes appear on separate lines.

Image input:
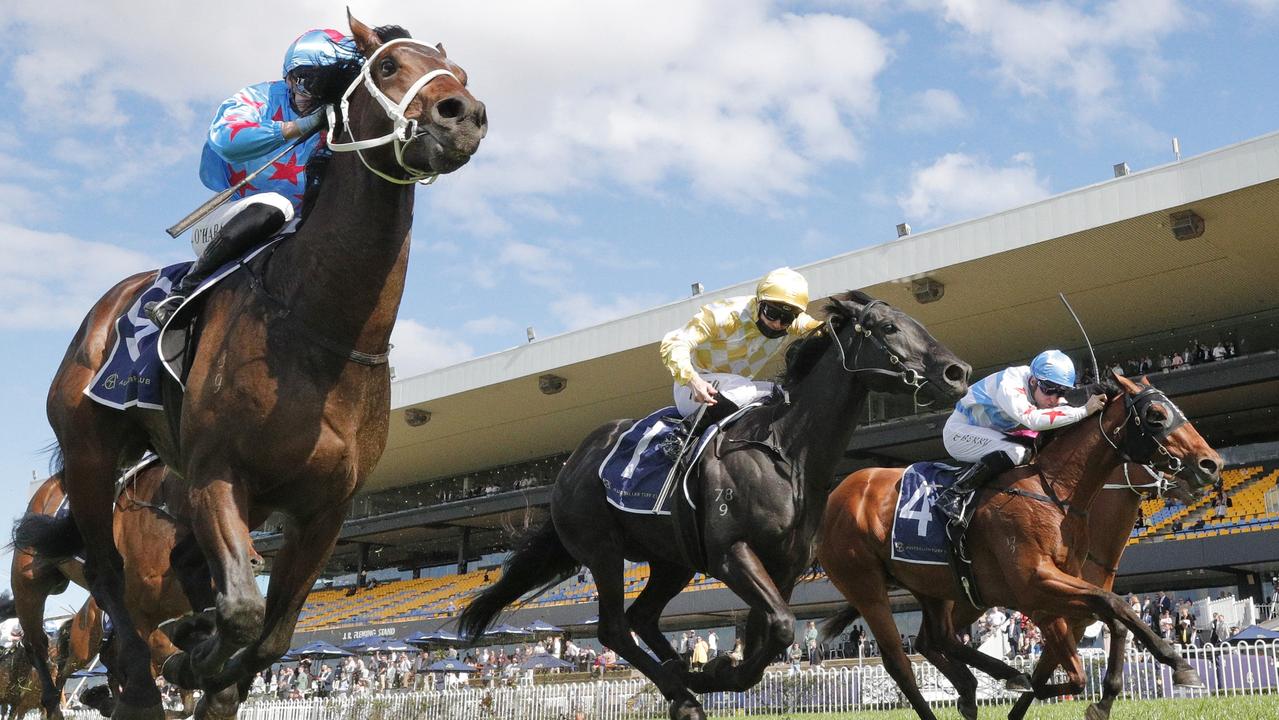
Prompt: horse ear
<box><xmin>436</xmin><ymin>42</ymin><xmax>448</xmax><ymax>58</ymax></box>
<box><xmin>1112</xmin><ymin>371</ymin><xmax>1139</xmax><ymax>393</ymax></box>
<box><xmin>347</xmin><ymin>11</ymin><xmax>382</xmax><ymax>56</ymax></box>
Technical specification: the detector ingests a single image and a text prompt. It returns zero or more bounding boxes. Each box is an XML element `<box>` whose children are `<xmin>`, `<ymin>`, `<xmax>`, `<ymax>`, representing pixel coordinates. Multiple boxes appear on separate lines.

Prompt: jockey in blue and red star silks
<box><xmin>146</xmin><ymin>29</ymin><xmax>359</xmax><ymax>328</ymax></box>
<box><xmin>933</xmin><ymin>349</ymin><xmax>1107</xmax><ymax>526</ymax></box>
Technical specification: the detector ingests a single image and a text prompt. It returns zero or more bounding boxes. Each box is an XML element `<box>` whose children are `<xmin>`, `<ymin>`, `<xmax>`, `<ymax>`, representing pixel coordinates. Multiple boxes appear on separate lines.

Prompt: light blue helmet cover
<box><xmin>282</xmin><ymin>29</ymin><xmax>359</xmax><ymax>77</ymax></box>
<box><xmin>1030</xmin><ymin>349</ymin><xmax>1076</xmax><ymax>387</ymax></box>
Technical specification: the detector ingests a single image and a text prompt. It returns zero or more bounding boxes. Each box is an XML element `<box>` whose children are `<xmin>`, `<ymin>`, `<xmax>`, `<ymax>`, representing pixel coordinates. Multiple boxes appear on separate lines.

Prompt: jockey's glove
<box><xmin>294</xmin><ymin>110</ymin><xmax>326</xmax><ymax>138</ymax></box>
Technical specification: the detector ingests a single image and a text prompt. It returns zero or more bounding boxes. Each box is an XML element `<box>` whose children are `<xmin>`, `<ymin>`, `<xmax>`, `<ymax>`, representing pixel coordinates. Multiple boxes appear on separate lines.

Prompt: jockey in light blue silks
<box><xmin>934</xmin><ymin>349</ymin><xmax>1107</xmax><ymax>527</ymax></box>
<box><xmin>147</xmin><ymin>29</ymin><xmax>359</xmax><ymax>326</ymax></box>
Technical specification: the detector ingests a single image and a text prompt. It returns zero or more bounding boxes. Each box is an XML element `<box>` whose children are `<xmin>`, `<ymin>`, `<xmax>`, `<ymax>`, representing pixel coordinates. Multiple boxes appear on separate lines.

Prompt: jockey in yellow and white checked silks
<box><xmin>660</xmin><ymin>268</ymin><xmax>821</xmax><ymax>417</ymax></box>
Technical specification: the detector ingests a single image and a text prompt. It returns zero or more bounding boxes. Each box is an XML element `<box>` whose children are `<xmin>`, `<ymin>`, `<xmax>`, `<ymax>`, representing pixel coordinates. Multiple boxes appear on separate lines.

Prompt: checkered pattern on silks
<box><xmin>659</xmin><ymin>295</ymin><xmax>821</xmax><ymax>385</ymax></box>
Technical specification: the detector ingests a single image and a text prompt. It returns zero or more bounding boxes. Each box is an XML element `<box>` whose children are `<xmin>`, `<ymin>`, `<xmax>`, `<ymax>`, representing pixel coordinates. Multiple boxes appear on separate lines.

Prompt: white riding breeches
<box><xmin>942</xmin><ymin>414</ymin><xmax>1031</xmax><ymax>465</ymax></box>
<box><xmin>673</xmin><ymin>373</ymin><xmax>775</xmax><ymax>417</ymax></box>
<box><xmin>187</xmin><ymin>193</ymin><xmax>295</xmax><ymax>258</ymax></box>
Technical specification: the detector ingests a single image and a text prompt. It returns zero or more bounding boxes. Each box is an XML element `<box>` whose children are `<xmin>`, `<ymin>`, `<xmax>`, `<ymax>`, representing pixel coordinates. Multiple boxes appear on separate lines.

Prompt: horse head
<box><xmin>331</xmin><ymin>14</ymin><xmax>488</xmax><ymax>182</ymax></box>
<box><xmin>1110</xmin><ymin>373</ymin><xmax>1221</xmax><ymax>502</ymax></box>
<box><xmin>817</xmin><ymin>290</ymin><xmax>970</xmax><ymax>404</ymax></box>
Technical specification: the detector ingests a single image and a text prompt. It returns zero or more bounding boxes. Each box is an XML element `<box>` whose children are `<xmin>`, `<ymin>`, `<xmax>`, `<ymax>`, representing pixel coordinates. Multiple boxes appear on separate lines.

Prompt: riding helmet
<box><xmin>1030</xmin><ymin>349</ymin><xmax>1076</xmax><ymax>387</ymax></box>
<box><xmin>755</xmin><ymin>267</ymin><xmax>810</xmax><ymax>313</ymax></box>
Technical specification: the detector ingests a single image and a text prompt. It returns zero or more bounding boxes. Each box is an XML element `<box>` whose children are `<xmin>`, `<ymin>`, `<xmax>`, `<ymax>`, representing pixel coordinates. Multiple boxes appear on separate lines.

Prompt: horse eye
<box><xmin>882</xmin><ymin>324</ymin><xmax>899</xmax><ymax>335</ymax></box>
<box><xmin>380</xmin><ymin>58</ymin><xmax>397</xmax><ymax>77</ymax></box>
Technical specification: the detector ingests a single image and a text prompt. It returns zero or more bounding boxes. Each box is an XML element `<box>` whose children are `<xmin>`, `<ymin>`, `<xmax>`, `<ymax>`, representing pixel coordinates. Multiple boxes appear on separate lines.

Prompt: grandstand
<box><xmin>272</xmin><ymin>130</ymin><xmax>1279</xmax><ymax>646</ymax></box>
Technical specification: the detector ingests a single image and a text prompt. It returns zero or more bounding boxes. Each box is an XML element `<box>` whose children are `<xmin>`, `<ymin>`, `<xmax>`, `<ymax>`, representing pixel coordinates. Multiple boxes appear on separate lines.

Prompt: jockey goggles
<box><xmin>289</xmin><ymin>69</ymin><xmax>322</xmax><ymax>97</ymax></box>
<box><xmin>1036</xmin><ymin>379</ymin><xmax>1071</xmax><ymax>396</ymax></box>
<box><xmin>758</xmin><ymin>301</ymin><xmax>798</xmax><ymax>326</ymax></box>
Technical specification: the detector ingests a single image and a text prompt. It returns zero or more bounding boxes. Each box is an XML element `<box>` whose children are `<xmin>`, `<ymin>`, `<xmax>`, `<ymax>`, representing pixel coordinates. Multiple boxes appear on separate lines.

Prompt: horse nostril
<box><xmin>944</xmin><ymin>363</ymin><xmax>968</xmax><ymax>385</ymax></box>
<box><xmin>1199</xmin><ymin>457</ymin><xmax>1220</xmax><ymax>477</ymax></box>
<box><xmin>435</xmin><ymin>96</ymin><xmax>465</xmax><ymax>121</ymax></box>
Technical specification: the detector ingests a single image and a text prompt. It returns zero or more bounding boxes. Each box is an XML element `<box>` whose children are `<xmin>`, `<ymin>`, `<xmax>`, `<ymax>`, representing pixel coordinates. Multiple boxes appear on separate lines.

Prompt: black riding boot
<box><xmin>145</xmin><ymin>203</ymin><xmax>287</xmax><ymax>327</ymax></box>
<box><xmin>934</xmin><ymin>451</ymin><xmax>1016</xmax><ymax>527</ymax></box>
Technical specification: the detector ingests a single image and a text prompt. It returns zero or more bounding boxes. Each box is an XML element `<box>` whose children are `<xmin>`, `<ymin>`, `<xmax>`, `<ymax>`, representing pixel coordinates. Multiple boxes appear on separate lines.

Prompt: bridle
<box><xmin>826</xmin><ymin>299</ymin><xmax>934</xmax><ymax>406</ymax></box>
<box><xmin>1102</xmin><ymin>463</ymin><xmax>1173</xmax><ymax>498</ymax></box>
<box><xmin>1099</xmin><ymin>385</ymin><xmax>1192</xmax><ymax>480</ymax></box>
<box><xmin>325</xmin><ymin>38</ymin><xmax>460</xmax><ymax>185</ymax></box>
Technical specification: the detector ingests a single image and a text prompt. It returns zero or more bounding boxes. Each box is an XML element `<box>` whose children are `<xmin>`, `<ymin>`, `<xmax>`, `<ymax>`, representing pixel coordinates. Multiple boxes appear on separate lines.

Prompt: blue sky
<box><xmin>1</xmin><ymin>0</ymin><xmax>1277</xmax><ymax>615</ymax></box>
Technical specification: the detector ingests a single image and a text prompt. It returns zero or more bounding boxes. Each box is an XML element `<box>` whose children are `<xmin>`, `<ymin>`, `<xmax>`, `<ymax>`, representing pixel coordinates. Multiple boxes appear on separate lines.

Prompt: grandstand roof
<box><xmin>373</xmin><ymin>130</ymin><xmax>1279</xmax><ymax>491</ymax></box>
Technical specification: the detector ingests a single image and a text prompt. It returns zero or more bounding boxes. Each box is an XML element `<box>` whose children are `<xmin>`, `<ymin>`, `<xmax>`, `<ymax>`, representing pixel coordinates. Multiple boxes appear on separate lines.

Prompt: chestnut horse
<box><xmin>40</xmin><ymin>14</ymin><xmax>485</xmax><ymax>718</ymax></box>
<box><xmin>462</xmin><ymin>292</ymin><xmax>971</xmax><ymax>720</ymax></box>
<box><xmin>12</xmin><ymin>462</ymin><xmax>201</xmax><ymax>718</ymax></box>
<box><xmin>817</xmin><ymin>374</ymin><xmax>1221</xmax><ymax>720</ymax></box>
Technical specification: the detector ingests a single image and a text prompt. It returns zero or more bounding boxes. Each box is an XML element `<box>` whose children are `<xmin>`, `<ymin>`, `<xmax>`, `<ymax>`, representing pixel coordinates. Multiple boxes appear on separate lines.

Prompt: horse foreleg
<box><xmin>707</xmin><ymin>542</ymin><xmax>795</xmax><ymax>692</ymax></box>
<box><xmin>1025</xmin><ymin>617</ymin><xmax>1088</xmax><ymax>702</ymax></box>
<box><xmin>167</xmin><ymin>476</ymin><xmax>261</xmax><ymax>689</ymax></box>
<box><xmin>1087</xmin><ymin>619</ymin><xmax>1128</xmax><ymax>720</ymax></box>
<box><xmin>625</xmin><ymin>560</ymin><xmax>694</xmax><ymax>667</ymax></box>
<box><xmin>1030</xmin><ymin>566</ymin><xmax>1200</xmax><ymax>687</ymax></box>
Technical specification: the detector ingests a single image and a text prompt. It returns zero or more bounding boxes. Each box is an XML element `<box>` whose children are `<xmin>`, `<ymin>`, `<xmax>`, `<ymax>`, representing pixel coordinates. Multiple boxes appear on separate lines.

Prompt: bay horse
<box><xmin>12</xmin><ymin>463</ymin><xmax>201</xmax><ymax>718</ymax></box>
<box><xmin>822</xmin><ymin>460</ymin><xmax>1187</xmax><ymax>720</ymax></box>
<box><xmin>41</xmin><ymin>13</ymin><xmax>485</xmax><ymax>719</ymax></box>
<box><xmin>816</xmin><ymin>373</ymin><xmax>1221</xmax><ymax>720</ymax></box>
<box><xmin>461</xmin><ymin>291</ymin><xmax>971</xmax><ymax>720</ymax></box>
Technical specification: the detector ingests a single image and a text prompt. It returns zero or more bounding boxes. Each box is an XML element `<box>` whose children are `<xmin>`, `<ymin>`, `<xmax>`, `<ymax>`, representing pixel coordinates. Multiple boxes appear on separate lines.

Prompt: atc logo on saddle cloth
<box><xmin>890</xmin><ymin>462</ymin><xmax>964</xmax><ymax>565</ymax></box>
<box><xmin>83</xmin><ymin>239</ymin><xmax>281</xmax><ymax>409</ymax></box>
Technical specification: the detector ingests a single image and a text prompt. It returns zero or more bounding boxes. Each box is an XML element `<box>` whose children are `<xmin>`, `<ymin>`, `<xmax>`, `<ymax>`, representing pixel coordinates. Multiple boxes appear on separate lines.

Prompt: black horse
<box><xmin>461</xmin><ymin>291</ymin><xmax>970</xmax><ymax>720</ymax></box>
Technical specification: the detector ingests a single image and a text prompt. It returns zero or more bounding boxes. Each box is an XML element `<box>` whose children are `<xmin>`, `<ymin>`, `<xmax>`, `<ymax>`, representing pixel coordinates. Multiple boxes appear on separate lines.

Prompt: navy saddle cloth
<box><xmin>83</xmin><ymin>239</ymin><xmax>281</xmax><ymax>410</ymax></box>
<box><xmin>599</xmin><ymin>407</ymin><xmax>688</xmax><ymax>514</ymax></box>
<box><xmin>890</xmin><ymin>461</ymin><xmax>965</xmax><ymax>565</ymax></box>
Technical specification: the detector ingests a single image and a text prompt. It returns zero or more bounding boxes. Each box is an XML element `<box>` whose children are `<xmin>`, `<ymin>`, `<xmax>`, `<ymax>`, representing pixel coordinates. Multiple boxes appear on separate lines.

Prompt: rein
<box><xmin>325</xmin><ymin>38</ymin><xmax>459</xmax><ymax>185</ymax></box>
<box><xmin>826</xmin><ymin>300</ymin><xmax>933</xmax><ymax>406</ymax></box>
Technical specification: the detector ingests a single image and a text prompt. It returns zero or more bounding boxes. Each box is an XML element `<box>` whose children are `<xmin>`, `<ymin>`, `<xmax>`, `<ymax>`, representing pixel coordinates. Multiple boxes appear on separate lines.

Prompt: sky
<box><xmin>1</xmin><ymin>0</ymin><xmax>1277</xmax><ymax>616</ymax></box>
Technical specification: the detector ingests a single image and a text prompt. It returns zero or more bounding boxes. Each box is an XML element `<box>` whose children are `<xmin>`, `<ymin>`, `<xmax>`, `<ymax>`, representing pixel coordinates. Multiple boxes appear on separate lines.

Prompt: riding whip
<box><xmin>165</xmin><ymin>133</ymin><xmax>313</xmax><ymax>238</ymax></box>
<box><xmin>1058</xmin><ymin>292</ymin><xmax>1099</xmax><ymax>382</ymax></box>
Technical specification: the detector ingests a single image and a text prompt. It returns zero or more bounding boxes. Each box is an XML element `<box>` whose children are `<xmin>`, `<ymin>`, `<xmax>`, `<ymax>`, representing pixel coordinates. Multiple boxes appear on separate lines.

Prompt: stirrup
<box><xmin>145</xmin><ymin>295</ymin><xmax>185</xmax><ymax>327</ymax></box>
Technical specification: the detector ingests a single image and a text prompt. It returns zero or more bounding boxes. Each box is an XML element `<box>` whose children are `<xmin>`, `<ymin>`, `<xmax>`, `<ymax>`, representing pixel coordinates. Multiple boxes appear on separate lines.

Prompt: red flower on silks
<box><xmin>227</xmin><ymin>167</ymin><xmax>258</xmax><ymax>198</ymax></box>
<box><xmin>270</xmin><ymin>153</ymin><xmax>305</xmax><ymax>185</ymax></box>
<box><xmin>226</xmin><ymin>116</ymin><xmax>261</xmax><ymax>141</ymax></box>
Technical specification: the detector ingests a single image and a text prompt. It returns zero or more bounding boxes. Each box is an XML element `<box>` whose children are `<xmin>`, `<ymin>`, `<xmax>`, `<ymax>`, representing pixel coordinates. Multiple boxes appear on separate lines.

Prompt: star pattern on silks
<box><xmin>270</xmin><ymin>152</ymin><xmax>305</xmax><ymax>185</ymax></box>
<box><xmin>235</xmin><ymin>92</ymin><xmax>265</xmax><ymax>110</ymax></box>
<box><xmin>226</xmin><ymin>116</ymin><xmax>261</xmax><ymax>141</ymax></box>
<box><xmin>1041</xmin><ymin>409</ymin><xmax>1068</xmax><ymax>424</ymax></box>
<box><xmin>227</xmin><ymin>167</ymin><xmax>258</xmax><ymax>198</ymax></box>
<box><xmin>272</xmin><ymin>106</ymin><xmax>285</xmax><ymax>122</ymax></box>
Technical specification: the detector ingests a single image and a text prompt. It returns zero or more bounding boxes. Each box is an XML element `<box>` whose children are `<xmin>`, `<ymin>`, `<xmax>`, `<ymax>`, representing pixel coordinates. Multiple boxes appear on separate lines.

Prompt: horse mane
<box><xmin>777</xmin><ymin>291</ymin><xmax>870</xmax><ymax>386</ymax></box>
<box><xmin>298</xmin><ymin>25</ymin><xmax>416</xmax><ymax>226</ymax></box>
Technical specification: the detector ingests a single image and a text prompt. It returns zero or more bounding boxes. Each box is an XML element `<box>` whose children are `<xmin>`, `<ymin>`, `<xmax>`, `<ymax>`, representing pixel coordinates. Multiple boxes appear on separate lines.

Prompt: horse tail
<box><xmin>458</xmin><ymin>520</ymin><xmax>578</xmax><ymax>642</ymax></box>
<box><xmin>817</xmin><ymin>603</ymin><xmax>862</xmax><ymax>646</ymax></box>
<box><xmin>40</xmin><ymin>440</ymin><xmax>65</xmax><ymax>478</ymax></box>
<box><xmin>11</xmin><ymin>511</ymin><xmax>84</xmax><ymax>563</ymax></box>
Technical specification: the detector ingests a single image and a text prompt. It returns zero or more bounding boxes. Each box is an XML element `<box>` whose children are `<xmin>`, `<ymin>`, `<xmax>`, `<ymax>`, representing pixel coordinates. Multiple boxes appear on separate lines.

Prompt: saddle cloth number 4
<box><xmin>900</xmin><ymin>482</ymin><xmax>934</xmax><ymax>537</ymax></box>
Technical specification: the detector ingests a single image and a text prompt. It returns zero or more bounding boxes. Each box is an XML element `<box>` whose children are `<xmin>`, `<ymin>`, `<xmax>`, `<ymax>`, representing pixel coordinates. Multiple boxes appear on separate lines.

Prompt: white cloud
<box><xmin>0</xmin><ymin>224</ymin><xmax>157</xmax><ymax>329</ymax></box>
<box><xmin>462</xmin><ymin>315</ymin><xmax>518</xmax><ymax>336</ymax></box>
<box><xmin>550</xmin><ymin>292</ymin><xmax>663</xmax><ymax>331</ymax></box>
<box><xmin>897</xmin><ymin>152</ymin><xmax>1050</xmax><ymax>225</ymax></box>
<box><xmin>898</xmin><ymin>88</ymin><xmax>968</xmax><ymax>132</ymax></box>
<box><xmin>916</xmin><ymin>0</ymin><xmax>1186</xmax><ymax>122</ymax></box>
<box><xmin>389</xmin><ymin>318</ymin><xmax>475</xmax><ymax>378</ymax></box>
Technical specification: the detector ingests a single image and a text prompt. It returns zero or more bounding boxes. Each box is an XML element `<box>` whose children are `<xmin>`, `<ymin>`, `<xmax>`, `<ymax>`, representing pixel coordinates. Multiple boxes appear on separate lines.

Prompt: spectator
<box><xmin>691</xmin><ymin>635</ymin><xmax>709</xmax><ymax>671</ymax></box>
<box><xmin>787</xmin><ymin>642</ymin><xmax>803</xmax><ymax>675</ymax></box>
<box><xmin>1159</xmin><ymin>354</ymin><xmax>1171</xmax><ymax>372</ymax></box>
<box><xmin>1171</xmin><ymin>352</ymin><xmax>1184</xmax><ymax>370</ymax></box>
<box><xmin>804</xmin><ymin>620</ymin><xmax>822</xmax><ymax>666</ymax></box>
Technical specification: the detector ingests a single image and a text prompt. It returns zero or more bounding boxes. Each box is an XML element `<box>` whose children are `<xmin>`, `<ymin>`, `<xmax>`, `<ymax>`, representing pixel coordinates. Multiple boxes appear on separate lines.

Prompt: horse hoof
<box><xmin>110</xmin><ymin>701</ymin><xmax>165</xmax><ymax>720</ymax></box>
<box><xmin>668</xmin><ymin>697</ymin><xmax>706</xmax><ymax>720</ymax></box>
<box><xmin>1172</xmin><ymin>667</ymin><xmax>1204</xmax><ymax>688</ymax></box>
<box><xmin>958</xmin><ymin>699</ymin><xmax>978</xmax><ymax>720</ymax></box>
<box><xmin>1085</xmin><ymin>703</ymin><xmax>1111</xmax><ymax>720</ymax></box>
<box><xmin>1005</xmin><ymin>673</ymin><xmax>1033</xmax><ymax>692</ymax></box>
